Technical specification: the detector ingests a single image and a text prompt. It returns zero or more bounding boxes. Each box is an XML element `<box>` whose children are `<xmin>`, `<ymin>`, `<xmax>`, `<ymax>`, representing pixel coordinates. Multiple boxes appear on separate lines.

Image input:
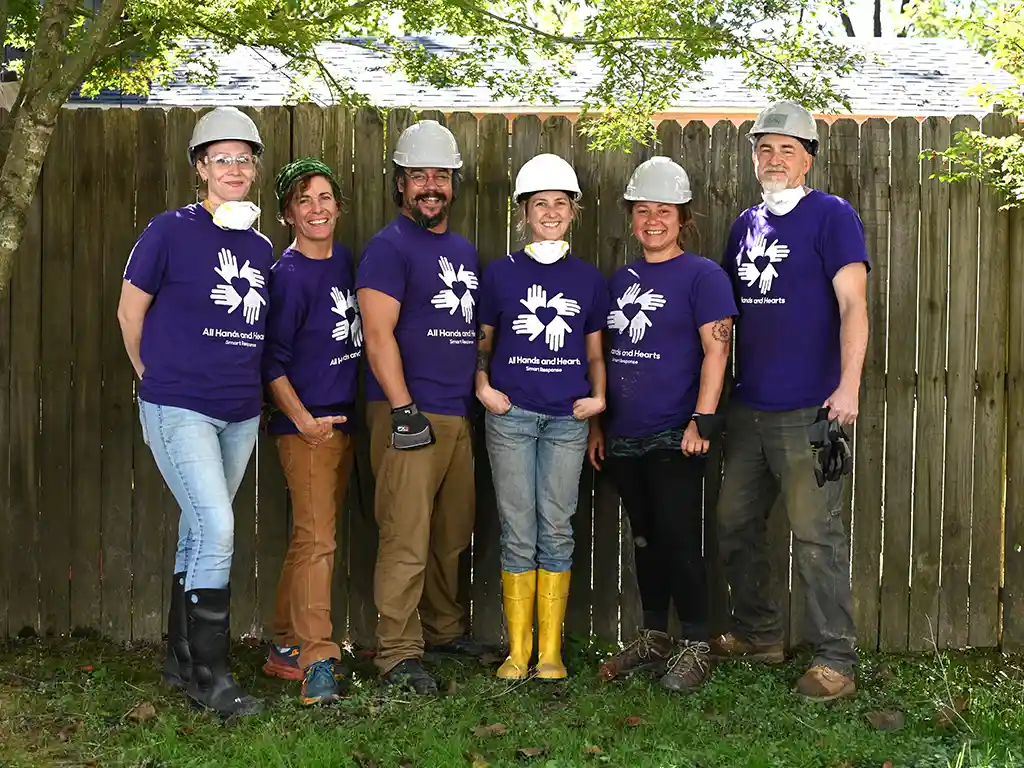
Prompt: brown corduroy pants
<box><xmin>366</xmin><ymin>402</ymin><xmax>476</xmax><ymax>674</ymax></box>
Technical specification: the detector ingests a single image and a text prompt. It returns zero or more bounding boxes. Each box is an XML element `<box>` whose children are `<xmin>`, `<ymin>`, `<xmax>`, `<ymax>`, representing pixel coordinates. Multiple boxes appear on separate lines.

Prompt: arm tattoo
<box><xmin>712</xmin><ymin>319</ymin><xmax>732</xmax><ymax>344</ymax></box>
<box><xmin>477</xmin><ymin>348</ymin><xmax>491</xmax><ymax>372</ymax></box>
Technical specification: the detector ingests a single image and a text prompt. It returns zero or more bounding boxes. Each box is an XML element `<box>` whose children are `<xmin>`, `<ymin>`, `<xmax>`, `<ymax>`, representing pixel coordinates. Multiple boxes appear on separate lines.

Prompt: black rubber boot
<box><xmin>162</xmin><ymin>572</ymin><xmax>191</xmax><ymax>688</ymax></box>
<box><xmin>184</xmin><ymin>587</ymin><xmax>264</xmax><ymax>719</ymax></box>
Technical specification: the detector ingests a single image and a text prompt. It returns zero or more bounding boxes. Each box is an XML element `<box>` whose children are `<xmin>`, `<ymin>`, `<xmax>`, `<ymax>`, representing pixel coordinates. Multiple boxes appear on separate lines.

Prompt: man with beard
<box><xmin>356</xmin><ymin>120</ymin><xmax>485</xmax><ymax>694</ymax></box>
<box><xmin>713</xmin><ymin>101</ymin><xmax>869</xmax><ymax>701</ymax></box>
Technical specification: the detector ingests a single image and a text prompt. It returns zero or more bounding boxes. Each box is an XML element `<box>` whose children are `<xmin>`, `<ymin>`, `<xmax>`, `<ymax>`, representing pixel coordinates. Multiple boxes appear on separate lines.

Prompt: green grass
<box><xmin>1</xmin><ymin>634</ymin><xmax>1022</xmax><ymax>768</ymax></box>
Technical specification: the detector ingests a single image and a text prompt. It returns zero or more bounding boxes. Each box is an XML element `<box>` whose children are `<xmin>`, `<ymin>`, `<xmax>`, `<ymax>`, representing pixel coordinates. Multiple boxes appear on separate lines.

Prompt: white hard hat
<box><xmin>513</xmin><ymin>153</ymin><xmax>581</xmax><ymax>203</ymax></box>
<box><xmin>748</xmin><ymin>100</ymin><xmax>819</xmax><ymax>154</ymax></box>
<box><xmin>393</xmin><ymin>120</ymin><xmax>463</xmax><ymax>169</ymax></box>
<box><xmin>188</xmin><ymin>107</ymin><xmax>264</xmax><ymax>165</ymax></box>
<box><xmin>622</xmin><ymin>156</ymin><xmax>692</xmax><ymax>205</ymax></box>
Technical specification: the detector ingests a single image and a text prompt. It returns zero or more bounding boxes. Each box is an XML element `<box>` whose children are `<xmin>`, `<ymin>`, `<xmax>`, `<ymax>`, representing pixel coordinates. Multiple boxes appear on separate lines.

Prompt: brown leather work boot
<box><xmin>597</xmin><ymin>629</ymin><xmax>677</xmax><ymax>681</ymax></box>
<box><xmin>795</xmin><ymin>665</ymin><xmax>856</xmax><ymax>701</ymax></box>
<box><xmin>709</xmin><ymin>632</ymin><xmax>785</xmax><ymax>663</ymax></box>
<box><xmin>659</xmin><ymin>641</ymin><xmax>714</xmax><ymax>694</ymax></box>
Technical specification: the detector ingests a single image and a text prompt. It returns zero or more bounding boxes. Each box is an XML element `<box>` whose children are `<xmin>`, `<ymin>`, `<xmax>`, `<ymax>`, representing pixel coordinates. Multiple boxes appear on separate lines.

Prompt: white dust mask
<box><xmin>524</xmin><ymin>239</ymin><xmax>569</xmax><ymax>265</ymax></box>
<box><xmin>762</xmin><ymin>186</ymin><xmax>806</xmax><ymax>217</ymax></box>
<box><xmin>211</xmin><ymin>200</ymin><xmax>261</xmax><ymax>231</ymax></box>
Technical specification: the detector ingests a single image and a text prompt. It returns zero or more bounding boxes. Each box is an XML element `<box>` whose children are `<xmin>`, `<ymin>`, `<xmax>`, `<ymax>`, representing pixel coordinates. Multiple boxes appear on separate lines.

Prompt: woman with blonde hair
<box><xmin>476</xmin><ymin>153</ymin><xmax>609</xmax><ymax>681</ymax></box>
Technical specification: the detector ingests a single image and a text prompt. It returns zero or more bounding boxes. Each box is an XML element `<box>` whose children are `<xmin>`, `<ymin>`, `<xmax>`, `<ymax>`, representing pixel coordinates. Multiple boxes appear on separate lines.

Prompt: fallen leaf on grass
<box><xmin>398</xmin><ymin>758</ymin><xmax>415</xmax><ymax>768</ymax></box>
<box><xmin>584</xmin><ymin>745</ymin><xmax>603</xmax><ymax>755</ymax></box>
<box><xmin>57</xmin><ymin>721</ymin><xmax>83</xmax><ymax>741</ymax></box>
<box><xmin>352</xmin><ymin>749</ymin><xmax>379</xmax><ymax>768</ymax></box>
<box><xmin>516</xmin><ymin>747</ymin><xmax>548</xmax><ymax>760</ymax></box>
<box><xmin>464</xmin><ymin>751</ymin><xmax>491</xmax><ymax>767</ymax></box>
<box><xmin>882</xmin><ymin>762</ymin><xmax>893</xmax><ymax>768</ymax></box>
<box><xmin>126</xmin><ymin>702</ymin><xmax>157</xmax><ymax>723</ymax></box>
<box><xmin>446</xmin><ymin>679</ymin><xmax>459</xmax><ymax>696</ymax></box>
<box><xmin>472</xmin><ymin>723</ymin><xmax>507</xmax><ymax>738</ymax></box>
<box><xmin>178</xmin><ymin>726</ymin><xmax>194</xmax><ymax>736</ymax></box>
<box><xmin>865</xmin><ymin>710</ymin><xmax>905</xmax><ymax>731</ymax></box>
<box><xmin>935</xmin><ymin>695</ymin><xmax>970</xmax><ymax>728</ymax></box>
<box><xmin>79</xmin><ymin>665</ymin><xmax>94</xmax><ymax>673</ymax></box>
<box><xmin>623</xmin><ymin>715</ymin><xmax>642</xmax><ymax>727</ymax></box>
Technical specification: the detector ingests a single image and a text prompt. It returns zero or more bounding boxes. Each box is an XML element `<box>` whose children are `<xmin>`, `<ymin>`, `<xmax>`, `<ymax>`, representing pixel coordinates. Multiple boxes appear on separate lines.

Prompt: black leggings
<box><xmin>604</xmin><ymin>450</ymin><xmax>708</xmax><ymax>640</ymax></box>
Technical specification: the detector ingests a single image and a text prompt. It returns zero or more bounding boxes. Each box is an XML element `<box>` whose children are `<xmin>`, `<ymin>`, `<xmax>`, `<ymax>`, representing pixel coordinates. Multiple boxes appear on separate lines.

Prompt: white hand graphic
<box><xmin>437</xmin><ymin>256</ymin><xmax>457</xmax><ymax>287</ymax></box>
<box><xmin>607</xmin><ymin>310</ymin><xmax>629</xmax><ymax>332</ymax></box>
<box><xmin>747</xmin><ymin>234</ymin><xmax>768</xmax><ymax>263</ymax></box>
<box><xmin>210</xmin><ymin>284</ymin><xmax>242</xmax><ymax>313</ymax></box>
<box><xmin>513</xmin><ymin>313</ymin><xmax>546</xmax><ymax>341</ymax></box>
<box><xmin>545</xmin><ymin>315</ymin><xmax>572</xmax><ymax>352</ymax></box>
<box><xmin>459</xmin><ymin>291</ymin><xmax>475</xmax><ymax>324</ymax></box>
<box><xmin>350</xmin><ymin>312</ymin><xmax>363</xmax><ymax>348</ymax></box>
<box><xmin>765</xmin><ymin>239</ymin><xmax>790</xmax><ymax>263</ymax></box>
<box><xmin>629</xmin><ymin>311</ymin><xmax>652</xmax><ymax>344</ymax></box>
<box><xmin>456</xmin><ymin>264</ymin><xmax>478</xmax><ymax>290</ymax></box>
<box><xmin>432</xmin><ymin>289</ymin><xmax>460</xmax><ymax>314</ymax></box>
<box><xmin>519</xmin><ymin>284</ymin><xmax>548</xmax><ymax>313</ymax></box>
<box><xmin>617</xmin><ymin>283</ymin><xmax>642</xmax><ymax>309</ymax></box>
<box><xmin>330</xmin><ymin>286</ymin><xmax>347</xmax><ymax>316</ymax></box>
<box><xmin>737</xmin><ymin>262</ymin><xmax>760</xmax><ymax>287</ymax></box>
<box><xmin>548</xmin><ymin>292</ymin><xmax>581</xmax><ymax>317</ymax></box>
<box><xmin>332</xmin><ymin>320</ymin><xmax>349</xmax><ymax>341</ymax></box>
<box><xmin>636</xmin><ymin>289</ymin><xmax>666</xmax><ymax>311</ymax></box>
<box><xmin>214</xmin><ymin>248</ymin><xmax>240</xmax><ymax>283</ymax></box>
<box><xmin>239</xmin><ymin>260</ymin><xmax>265</xmax><ymax>290</ymax></box>
<box><xmin>759</xmin><ymin>263</ymin><xmax>779</xmax><ymax>295</ymax></box>
<box><xmin>242</xmin><ymin>288</ymin><xmax>266</xmax><ymax>325</ymax></box>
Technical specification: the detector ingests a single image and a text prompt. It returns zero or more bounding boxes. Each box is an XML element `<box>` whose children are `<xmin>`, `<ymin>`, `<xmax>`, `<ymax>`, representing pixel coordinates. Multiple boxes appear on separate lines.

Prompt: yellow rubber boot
<box><xmin>535</xmin><ymin>569</ymin><xmax>571</xmax><ymax>680</ymax></box>
<box><xmin>496</xmin><ymin>570</ymin><xmax>536</xmax><ymax>680</ymax></box>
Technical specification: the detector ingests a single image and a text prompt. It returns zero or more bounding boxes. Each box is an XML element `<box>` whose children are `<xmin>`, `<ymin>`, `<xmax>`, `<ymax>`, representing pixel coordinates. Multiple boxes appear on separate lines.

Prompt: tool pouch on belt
<box><xmin>808</xmin><ymin>407</ymin><xmax>853</xmax><ymax>488</ymax></box>
<box><xmin>391</xmin><ymin>403</ymin><xmax>436</xmax><ymax>450</ymax></box>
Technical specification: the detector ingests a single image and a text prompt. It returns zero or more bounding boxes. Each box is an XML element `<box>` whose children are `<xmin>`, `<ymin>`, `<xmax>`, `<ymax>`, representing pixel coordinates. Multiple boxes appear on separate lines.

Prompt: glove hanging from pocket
<box><xmin>809</xmin><ymin>407</ymin><xmax>852</xmax><ymax>488</ymax></box>
<box><xmin>391</xmin><ymin>403</ymin><xmax>436</xmax><ymax>450</ymax></box>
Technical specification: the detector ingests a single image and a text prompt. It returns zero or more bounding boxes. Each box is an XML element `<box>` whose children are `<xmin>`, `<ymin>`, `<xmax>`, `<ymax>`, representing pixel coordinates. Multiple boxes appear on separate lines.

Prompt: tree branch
<box><xmin>55</xmin><ymin>0</ymin><xmax>128</xmax><ymax>96</ymax></box>
<box><xmin>0</xmin><ymin>0</ymin><xmax>10</xmax><ymax>56</ymax></box>
<box><xmin>837</xmin><ymin>1</ymin><xmax>856</xmax><ymax>36</ymax></box>
<box><xmin>873</xmin><ymin>0</ymin><xmax>882</xmax><ymax>37</ymax></box>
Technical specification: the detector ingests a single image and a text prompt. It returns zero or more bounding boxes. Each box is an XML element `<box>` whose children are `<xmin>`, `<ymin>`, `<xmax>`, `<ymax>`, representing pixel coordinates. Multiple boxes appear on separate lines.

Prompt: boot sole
<box><xmin>710</xmin><ymin>650</ymin><xmax>785</xmax><ymax>664</ymax></box>
<box><xmin>262</xmin><ymin>660</ymin><xmax>304</xmax><ymax>681</ymax></box>
<box><xmin>795</xmin><ymin>682</ymin><xmax>856</xmax><ymax>702</ymax></box>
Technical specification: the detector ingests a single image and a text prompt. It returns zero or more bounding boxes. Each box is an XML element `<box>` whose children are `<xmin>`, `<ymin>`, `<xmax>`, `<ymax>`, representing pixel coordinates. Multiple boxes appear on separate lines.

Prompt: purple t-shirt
<box><xmin>605</xmin><ymin>254</ymin><xmax>737</xmax><ymax>437</ymax></box>
<box><xmin>123</xmin><ymin>203</ymin><xmax>274</xmax><ymax>422</ymax></box>
<box><xmin>479</xmin><ymin>252</ymin><xmax>609</xmax><ymax>417</ymax></box>
<box><xmin>355</xmin><ymin>214</ymin><xmax>479</xmax><ymax>417</ymax></box>
<box><xmin>262</xmin><ymin>244</ymin><xmax>361</xmax><ymax>435</ymax></box>
<box><xmin>722</xmin><ymin>189</ymin><xmax>871</xmax><ymax>411</ymax></box>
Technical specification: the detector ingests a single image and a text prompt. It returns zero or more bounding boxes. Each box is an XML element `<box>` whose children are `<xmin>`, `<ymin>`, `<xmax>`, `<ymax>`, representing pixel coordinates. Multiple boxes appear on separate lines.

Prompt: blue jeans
<box><xmin>484</xmin><ymin>405</ymin><xmax>589</xmax><ymax>574</ymax></box>
<box><xmin>139</xmin><ymin>400</ymin><xmax>259</xmax><ymax>592</ymax></box>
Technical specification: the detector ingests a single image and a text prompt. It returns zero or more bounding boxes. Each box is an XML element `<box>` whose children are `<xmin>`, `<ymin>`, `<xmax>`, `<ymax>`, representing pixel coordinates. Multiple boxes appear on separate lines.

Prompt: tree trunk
<box><xmin>838</xmin><ymin>3</ymin><xmax>856</xmax><ymax>36</ymax></box>
<box><xmin>874</xmin><ymin>0</ymin><xmax>883</xmax><ymax>36</ymax></box>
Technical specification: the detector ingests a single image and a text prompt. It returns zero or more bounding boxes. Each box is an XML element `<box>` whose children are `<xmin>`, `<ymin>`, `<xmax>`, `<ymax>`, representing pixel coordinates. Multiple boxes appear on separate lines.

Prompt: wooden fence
<box><xmin>1</xmin><ymin>104</ymin><xmax>1022</xmax><ymax>654</ymax></box>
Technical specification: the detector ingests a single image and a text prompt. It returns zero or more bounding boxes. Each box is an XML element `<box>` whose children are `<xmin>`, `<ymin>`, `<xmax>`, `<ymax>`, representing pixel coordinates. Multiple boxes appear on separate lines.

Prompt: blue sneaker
<box><xmin>262</xmin><ymin>644</ymin><xmax>303</xmax><ymax>681</ymax></box>
<box><xmin>301</xmin><ymin>659</ymin><xmax>342</xmax><ymax>706</ymax></box>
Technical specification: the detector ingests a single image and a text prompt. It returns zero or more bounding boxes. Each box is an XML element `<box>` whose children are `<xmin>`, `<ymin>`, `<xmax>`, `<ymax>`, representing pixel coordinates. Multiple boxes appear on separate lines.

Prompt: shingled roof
<box><xmin>70</xmin><ymin>35</ymin><xmax>1016</xmax><ymax>118</ymax></box>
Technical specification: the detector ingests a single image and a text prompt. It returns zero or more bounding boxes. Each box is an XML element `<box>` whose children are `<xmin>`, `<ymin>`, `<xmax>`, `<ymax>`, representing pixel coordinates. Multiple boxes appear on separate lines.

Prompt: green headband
<box><xmin>274</xmin><ymin>157</ymin><xmax>342</xmax><ymax>215</ymax></box>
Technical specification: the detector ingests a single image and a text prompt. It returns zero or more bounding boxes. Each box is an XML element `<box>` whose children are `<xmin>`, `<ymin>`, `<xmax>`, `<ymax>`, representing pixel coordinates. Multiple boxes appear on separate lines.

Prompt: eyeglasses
<box><xmin>406</xmin><ymin>170</ymin><xmax>451</xmax><ymax>186</ymax></box>
<box><xmin>205</xmin><ymin>153</ymin><xmax>258</xmax><ymax>168</ymax></box>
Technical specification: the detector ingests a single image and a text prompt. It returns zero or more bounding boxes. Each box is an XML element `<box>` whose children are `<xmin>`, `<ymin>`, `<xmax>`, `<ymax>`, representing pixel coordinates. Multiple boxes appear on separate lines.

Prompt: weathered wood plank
<box><xmin>852</xmin><ymin>117</ymin><xmax>889</xmax><ymax>651</ymax></box>
<box><xmin>70</xmin><ymin>108</ymin><xmax>105</xmax><ymax>633</ymax></box>
<box><xmin>1004</xmin><ymin>202</ymin><xmax>1024</xmax><ymax>651</ymax></box>
<box><xmin>38</xmin><ymin>111</ymin><xmax>75</xmax><ymax>637</ymax></box>
<box><xmin>705</xmin><ymin>121</ymin><xmax>739</xmax><ymax>267</ymax></box>
<box><xmin>510</xmin><ymin>115</ymin><xmax>541</xmax><ymax>254</ymax></box>
<box><xmin>970</xmin><ymin>111</ymin><xmax>1013</xmax><ymax>649</ymax></box>
<box><xmin>939</xmin><ymin>115</ymin><xmax>980</xmax><ymax>650</ymax></box>
<box><xmin>8</xmin><ymin>129</ymin><xmax>43</xmax><ymax>636</ymax></box>
<box><xmin>909</xmin><ymin>116</ymin><xmax>950</xmax><ymax>651</ymax></box>
<box><xmin>0</xmin><ymin>109</ymin><xmax>11</xmax><ymax>636</ymax></box>
<box><xmin>291</xmin><ymin>101</ymin><xmax>324</xmax><ymax>160</ymax></box>
<box><xmin>880</xmin><ymin>117</ymin><xmax>920</xmax><ymax>652</ymax></box>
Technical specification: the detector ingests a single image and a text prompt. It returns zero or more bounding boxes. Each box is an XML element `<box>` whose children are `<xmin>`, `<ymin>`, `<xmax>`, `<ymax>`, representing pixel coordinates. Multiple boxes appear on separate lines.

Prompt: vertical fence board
<box><xmin>971</xmin><ymin>112</ymin><xmax>1013</xmax><ymax>649</ymax></box>
<box><xmin>70</xmin><ymin>109</ymin><xmax>105</xmax><ymax>633</ymax></box>
<box><xmin>909</xmin><ymin>116</ymin><xmax>950</xmax><ymax>651</ymax></box>
<box><xmin>253</xmin><ymin>106</ymin><xmax>293</xmax><ymax>637</ymax></box>
<box><xmin>706</xmin><ymin>121</ymin><xmax>739</xmax><ymax>265</ymax></box>
<box><xmin>348</xmin><ymin>106</ymin><xmax>386</xmax><ymax>647</ymax></box>
<box><xmin>38</xmin><ymin>112</ymin><xmax>75</xmax><ymax>637</ymax></box>
<box><xmin>509</xmin><ymin>115</ymin><xmax>541</xmax><ymax>254</ymax></box>
<box><xmin>99</xmin><ymin>109</ymin><xmax>139</xmax><ymax>641</ymax></box>
<box><xmin>1004</xmin><ymin>203</ymin><xmax>1024</xmax><ymax>650</ymax></box>
<box><xmin>880</xmin><ymin>117</ymin><xmax>920</xmax><ymax>652</ymax></box>
<box><xmin>8</xmin><ymin>136</ymin><xmax>43</xmax><ymax>636</ymax></box>
<box><xmin>471</xmin><ymin>113</ymin><xmax>509</xmax><ymax>646</ymax></box>
<box><xmin>939</xmin><ymin>115</ymin><xmax>980</xmax><ymax>650</ymax></box>
<box><xmin>852</xmin><ymin>118</ymin><xmax>889</xmax><ymax>651</ymax></box>
<box><xmin>0</xmin><ymin>109</ymin><xmax>11</xmax><ymax>637</ymax></box>
<box><xmin>129</xmin><ymin>108</ymin><xmax>169</xmax><ymax>641</ymax></box>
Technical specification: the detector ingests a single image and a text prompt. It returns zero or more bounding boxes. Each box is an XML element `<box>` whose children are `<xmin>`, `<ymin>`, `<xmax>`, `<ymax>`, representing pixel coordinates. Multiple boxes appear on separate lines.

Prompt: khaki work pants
<box><xmin>367</xmin><ymin>402</ymin><xmax>475</xmax><ymax>673</ymax></box>
<box><xmin>270</xmin><ymin>432</ymin><xmax>355</xmax><ymax>670</ymax></box>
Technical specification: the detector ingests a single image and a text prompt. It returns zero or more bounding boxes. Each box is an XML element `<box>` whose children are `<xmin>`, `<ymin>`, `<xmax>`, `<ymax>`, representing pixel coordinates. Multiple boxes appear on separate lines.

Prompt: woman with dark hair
<box><xmin>117</xmin><ymin>106</ymin><xmax>272</xmax><ymax>719</ymax></box>
<box><xmin>260</xmin><ymin>158</ymin><xmax>360</xmax><ymax>706</ymax></box>
<box><xmin>589</xmin><ymin>156</ymin><xmax>737</xmax><ymax>695</ymax></box>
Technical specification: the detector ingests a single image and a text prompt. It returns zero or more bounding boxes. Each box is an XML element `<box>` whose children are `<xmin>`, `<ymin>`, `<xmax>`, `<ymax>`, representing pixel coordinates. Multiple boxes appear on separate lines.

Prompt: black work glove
<box><xmin>691</xmin><ymin>412</ymin><xmax>725</xmax><ymax>440</ymax></box>
<box><xmin>391</xmin><ymin>403</ymin><xmax>435</xmax><ymax>450</ymax></box>
<box><xmin>808</xmin><ymin>407</ymin><xmax>853</xmax><ymax>487</ymax></box>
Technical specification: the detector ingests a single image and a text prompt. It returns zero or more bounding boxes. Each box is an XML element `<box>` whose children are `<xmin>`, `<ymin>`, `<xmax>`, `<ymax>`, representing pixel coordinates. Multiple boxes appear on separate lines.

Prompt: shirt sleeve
<box><xmin>261</xmin><ymin>262</ymin><xmax>307</xmax><ymax>385</ymax></box>
<box><xmin>692</xmin><ymin>262</ymin><xmax>740</xmax><ymax>329</ymax></box>
<box><xmin>478</xmin><ymin>261</ymin><xmax>500</xmax><ymax>328</ymax></box>
<box><xmin>585</xmin><ymin>269</ymin><xmax>611</xmax><ymax>335</ymax></box>
<box><xmin>355</xmin><ymin>238</ymin><xmax>407</xmax><ymax>303</ymax></box>
<box><xmin>122</xmin><ymin>214</ymin><xmax>169</xmax><ymax>295</ymax></box>
<box><xmin>820</xmin><ymin>199</ymin><xmax>871</xmax><ymax>280</ymax></box>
